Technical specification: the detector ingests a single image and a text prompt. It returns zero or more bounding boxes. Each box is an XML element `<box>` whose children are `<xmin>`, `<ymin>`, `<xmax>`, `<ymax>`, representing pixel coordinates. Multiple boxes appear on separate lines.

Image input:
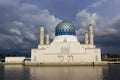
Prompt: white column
<box><xmin>40</xmin><ymin>27</ymin><xmax>44</xmax><ymax>45</ymax></box>
<box><xmin>89</xmin><ymin>24</ymin><xmax>94</xmax><ymax>45</ymax></box>
<box><xmin>46</xmin><ymin>34</ymin><xmax>49</xmax><ymax>45</ymax></box>
<box><xmin>85</xmin><ymin>32</ymin><xmax>88</xmax><ymax>44</ymax></box>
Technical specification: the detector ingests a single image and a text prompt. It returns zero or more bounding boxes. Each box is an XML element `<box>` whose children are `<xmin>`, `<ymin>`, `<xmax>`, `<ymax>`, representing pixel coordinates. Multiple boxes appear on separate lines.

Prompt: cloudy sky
<box><xmin>0</xmin><ymin>0</ymin><xmax>120</xmax><ymax>55</ymax></box>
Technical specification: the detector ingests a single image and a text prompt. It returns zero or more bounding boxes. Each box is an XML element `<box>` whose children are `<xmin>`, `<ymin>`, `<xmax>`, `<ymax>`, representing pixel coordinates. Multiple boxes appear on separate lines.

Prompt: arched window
<box><xmin>96</xmin><ymin>55</ymin><xmax>98</xmax><ymax>61</ymax></box>
<box><xmin>69</xmin><ymin>29</ymin><xmax>70</xmax><ymax>31</ymax></box>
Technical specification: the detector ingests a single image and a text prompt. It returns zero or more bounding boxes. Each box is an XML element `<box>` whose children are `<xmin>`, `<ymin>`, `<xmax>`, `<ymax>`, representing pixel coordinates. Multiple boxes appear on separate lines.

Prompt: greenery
<box><xmin>0</xmin><ymin>54</ymin><xmax>17</xmax><ymax>59</ymax></box>
<box><xmin>102</xmin><ymin>53</ymin><xmax>120</xmax><ymax>58</ymax></box>
<box><xmin>102</xmin><ymin>53</ymin><xmax>120</xmax><ymax>61</ymax></box>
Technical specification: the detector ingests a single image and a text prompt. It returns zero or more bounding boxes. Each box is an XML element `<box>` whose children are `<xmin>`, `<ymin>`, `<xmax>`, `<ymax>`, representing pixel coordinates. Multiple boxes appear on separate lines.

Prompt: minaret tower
<box><xmin>46</xmin><ymin>34</ymin><xmax>49</xmax><ymax>45</ymax></box>
<box><xmin>85</xmin><ymin>32</ymin><xmax>89</xmax><ymax>44</ymax></box>
<box><xmin>89</xmin><ymin>24</ymin><xmax>94</xmax><ymax>45</ymax></box>
<box><xmin>40</xmin><ymin>27</ymin><xmax>44</xmax><ymax>45</ymax></box>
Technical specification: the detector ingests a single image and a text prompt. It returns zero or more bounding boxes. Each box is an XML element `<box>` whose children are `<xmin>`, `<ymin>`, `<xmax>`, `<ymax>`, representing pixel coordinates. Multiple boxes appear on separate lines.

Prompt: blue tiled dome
<box><xmin>55</xmin><ymin>20</ymin><xmax>75</xmax><ymax>36</ymax></box>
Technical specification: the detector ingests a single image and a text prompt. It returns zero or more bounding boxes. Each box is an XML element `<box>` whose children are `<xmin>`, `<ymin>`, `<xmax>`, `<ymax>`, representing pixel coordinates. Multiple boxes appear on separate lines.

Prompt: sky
<box><xmin>0</xmin><ymin>0</ymin><xmax>120</xmax><ymax>56</ymax></box>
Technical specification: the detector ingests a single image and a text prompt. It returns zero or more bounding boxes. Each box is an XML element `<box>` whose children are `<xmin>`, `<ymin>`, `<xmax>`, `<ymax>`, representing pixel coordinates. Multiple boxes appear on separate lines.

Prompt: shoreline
<box><xmin>1</xmin><ymin>61</ymin><xmax>120</xmax><ymax>66</ymax></box>
<box><xmin>0</xmin><ymin>61</ymin><xmax>110</xmax><ymax>66</ymax></box>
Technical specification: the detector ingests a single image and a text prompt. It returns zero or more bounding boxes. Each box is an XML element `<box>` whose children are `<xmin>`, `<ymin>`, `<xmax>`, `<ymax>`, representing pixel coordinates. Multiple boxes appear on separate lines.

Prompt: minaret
<box><xmin>40</xmin><ymin>27</ymin><xmax>44</xmax><ymax>45</ymax></box>
<box><xmin>89</xmin><ymin>24</ymin><xmax>94</xmax><ymax>45</ymax></box>
<box><xmin>85</xmin><ymin>32</ymin><xmax>88</xmax><ymax>44</ymax></box>
<box><xmin>46</xmin><ymin>34</ymin><xmax>49</xmax><ymax>45</ymax></box>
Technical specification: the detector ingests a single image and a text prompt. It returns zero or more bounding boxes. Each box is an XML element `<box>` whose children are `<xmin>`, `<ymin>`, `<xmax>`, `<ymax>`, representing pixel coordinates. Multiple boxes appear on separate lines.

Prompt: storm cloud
<box><xmin>0</xmin><ymin>0</ymin><xmax>120</xmax><ymax>55</ymax></box>
<box><xmin>0</xmin><ymin>0</ymin><xmax>61</xmax><ymax>55</ymax></box>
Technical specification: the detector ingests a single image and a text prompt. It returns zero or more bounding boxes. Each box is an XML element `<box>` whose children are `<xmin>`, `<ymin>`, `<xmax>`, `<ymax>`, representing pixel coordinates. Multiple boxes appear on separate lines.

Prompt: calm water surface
<box><xmin>0</xmin><ymin>64</ymin><xmax>120</xmax><ymax>80</ymax></box>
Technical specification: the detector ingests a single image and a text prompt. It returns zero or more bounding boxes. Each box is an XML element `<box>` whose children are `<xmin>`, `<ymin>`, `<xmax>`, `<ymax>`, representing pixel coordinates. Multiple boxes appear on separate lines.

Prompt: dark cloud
<box><xmin>75</xmin><ymin>9</ymin><xmax>120</xmax><ymax>54</ymax></box>
<box><xmin>94</xmin><ymin>18</ymin><xmax>120</xmax><ymax>53</ymax></box>
<box><xmin>0</xmin><ymin>0</ymin><xmax>61</xmax><ymax>55</ymax></box>
<box><xmin>0</xmin><ymin>0</ymin><xmax>120</xmax><ymax>55</ymax></box>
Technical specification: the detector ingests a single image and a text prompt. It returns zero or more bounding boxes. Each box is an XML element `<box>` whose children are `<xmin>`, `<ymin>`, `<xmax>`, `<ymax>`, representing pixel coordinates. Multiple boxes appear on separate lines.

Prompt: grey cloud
<box><xmin>95</xmin><ymin>18</ymin><xmax>120</xmax><ymax>53</ymax></box>
<box><xmin>90</xmin><ymin>0</ymin><xmax>107</xmax><ymax>8</ymax></box>
<box><xmin>75</xmin><ymin>9</ymin><xmax>120</xmax><ymax>54</ymax></box>
<box><xmin>0</xmin><ymin>0</ymin><xmax>120</xmax><ymax>55</ymax></box>
<box><xmin>0</xmin><ymin>0</ymin><xmax>61</xmax><ymax>54</ymax></box>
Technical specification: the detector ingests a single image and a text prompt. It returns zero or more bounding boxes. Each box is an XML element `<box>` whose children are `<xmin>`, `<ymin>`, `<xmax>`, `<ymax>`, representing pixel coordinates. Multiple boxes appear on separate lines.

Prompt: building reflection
<box><xmin>29</xmin><ymin>66</ymin><xmax>108</xmax><ymax>80</ymax></box>
<box><xmin>3</xmin><ymin>65</ymin><xmax>120</xmax><ymax>80</ymax></box>
<box><xmin>4</xmin><ymin>65</ymin><xmax>30</xmax><ymax>80</ymax></box>
<box><xmin>2</xmin><ymin>65</ymin><xmax>109</xmax><ymax>80</ymax></box>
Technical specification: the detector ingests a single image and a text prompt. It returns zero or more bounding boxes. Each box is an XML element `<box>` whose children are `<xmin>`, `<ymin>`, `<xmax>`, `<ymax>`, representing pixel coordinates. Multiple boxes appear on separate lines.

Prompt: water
<box><xmin>0</xmin><ymin>64</ymin><xmax>120</xmax><ymax>80</ymax></box>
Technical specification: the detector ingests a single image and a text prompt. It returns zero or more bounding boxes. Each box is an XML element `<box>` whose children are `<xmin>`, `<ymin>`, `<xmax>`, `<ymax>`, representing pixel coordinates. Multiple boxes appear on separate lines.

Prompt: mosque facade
<box><xmin>31</xmin><ymin>20</ymin><xmax>101</xmax><ymax>63</ymax></box>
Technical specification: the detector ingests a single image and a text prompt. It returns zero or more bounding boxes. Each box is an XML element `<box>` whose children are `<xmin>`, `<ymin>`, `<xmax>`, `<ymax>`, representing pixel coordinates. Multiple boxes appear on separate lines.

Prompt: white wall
<box><xmin>31</xmin><ymin>49</ymin><xmax>101</xmax><ymax>62</ymax></box>
<box><xmin>31</xmin><ymin>41</ymin><xmax>101</xmax><ymax>63</ymax></box>
<box><xmin>53</xmin><ymin>35</ymin><xmax>78</xmax><ymax>42</ymax></box>
<box><xmin>5</xmin><ymin>57</ymin><xmax>26</xmax><ymax>63</ymax></box>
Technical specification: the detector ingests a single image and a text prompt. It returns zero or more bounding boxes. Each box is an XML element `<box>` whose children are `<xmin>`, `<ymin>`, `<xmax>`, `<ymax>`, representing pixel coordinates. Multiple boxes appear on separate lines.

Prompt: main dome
<box><xmin>55</xmin><ymin>20</ymin><xmax>75</xmax><ymax>36</ymax></box>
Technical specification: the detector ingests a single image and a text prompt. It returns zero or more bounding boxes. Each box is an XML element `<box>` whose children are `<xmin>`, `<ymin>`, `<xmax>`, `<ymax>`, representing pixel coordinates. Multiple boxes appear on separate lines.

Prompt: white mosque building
<box><xmin>31</xmin><ymin>20</ymin><xmax>101</xmax><ymax>63</ymax></box>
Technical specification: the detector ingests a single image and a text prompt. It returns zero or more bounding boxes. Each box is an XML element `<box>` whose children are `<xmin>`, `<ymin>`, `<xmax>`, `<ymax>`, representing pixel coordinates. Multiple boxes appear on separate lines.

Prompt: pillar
<box><xmin>46</xmin><ymin>34</ymin><xmax>49</xmax><ymax>45</ymax></box>
<box><xmin>89</xmin><ymin>24</ymin><xmax>94</xmax><ymax>45</ymax></box>
<box><xmin>40</xmin><ymin>27</ymin><xmax>44</xmax><ymax>45</ymax></box>
<box><xmin>85</xmin><ymin>32</ymin><xmax>88</xmax><ymax>44</ymax></box>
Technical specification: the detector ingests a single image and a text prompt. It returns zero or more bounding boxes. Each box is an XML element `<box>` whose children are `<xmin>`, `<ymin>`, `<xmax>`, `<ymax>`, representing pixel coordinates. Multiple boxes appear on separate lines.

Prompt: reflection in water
<box><xmin>29</xmin><ymin>66</ymin><xmax>108</xmax><ymax>80</ymax></box>
<box><xmin>0</xmin><ymin>65</ymin><xmax>4</xmax><ymax>80</ymax></box>
<box><xmin>3</xmin><ymin>64</ymin><xmax>120</xmax><ymax>80</ymax></box>
<box><xmin>4</xmin><ymin>65</ymin><xmax>30</xmax><ymax>80</ymax></box>
<box><xmin>107</xmin><ymin>64</ymin><xmax>120</xmax><ymax>80</ymax></box>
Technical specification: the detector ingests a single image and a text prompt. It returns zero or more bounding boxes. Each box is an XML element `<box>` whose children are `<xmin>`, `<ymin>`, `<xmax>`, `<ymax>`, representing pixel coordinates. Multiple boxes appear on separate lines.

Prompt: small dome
<box><xmin>55</xmin><ymin>20</ymin><xmax>75</xmax><ymax>36</ymax></box>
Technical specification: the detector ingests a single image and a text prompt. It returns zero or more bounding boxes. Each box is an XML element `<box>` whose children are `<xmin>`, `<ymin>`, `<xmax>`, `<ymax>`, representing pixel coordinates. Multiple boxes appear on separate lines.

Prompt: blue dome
<box><xmin>55</xmin><ymin>20</ymin><xmax>75</xmax><ymax>36</ymax></box>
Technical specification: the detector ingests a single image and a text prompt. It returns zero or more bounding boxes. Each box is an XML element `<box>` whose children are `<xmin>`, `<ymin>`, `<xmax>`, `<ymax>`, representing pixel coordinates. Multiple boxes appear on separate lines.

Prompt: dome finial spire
<box><xmin>63</xmin><ymin>17</ymin><xmax>67</xmax><ymax>21</ymax></box>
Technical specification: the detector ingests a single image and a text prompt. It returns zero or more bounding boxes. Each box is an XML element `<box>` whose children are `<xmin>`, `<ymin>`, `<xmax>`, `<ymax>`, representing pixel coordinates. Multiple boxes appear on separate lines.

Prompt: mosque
<box><xmin>31</xmin><ymin>20</ymin><xmax>101</xmax><ymax>63</ymax></box>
